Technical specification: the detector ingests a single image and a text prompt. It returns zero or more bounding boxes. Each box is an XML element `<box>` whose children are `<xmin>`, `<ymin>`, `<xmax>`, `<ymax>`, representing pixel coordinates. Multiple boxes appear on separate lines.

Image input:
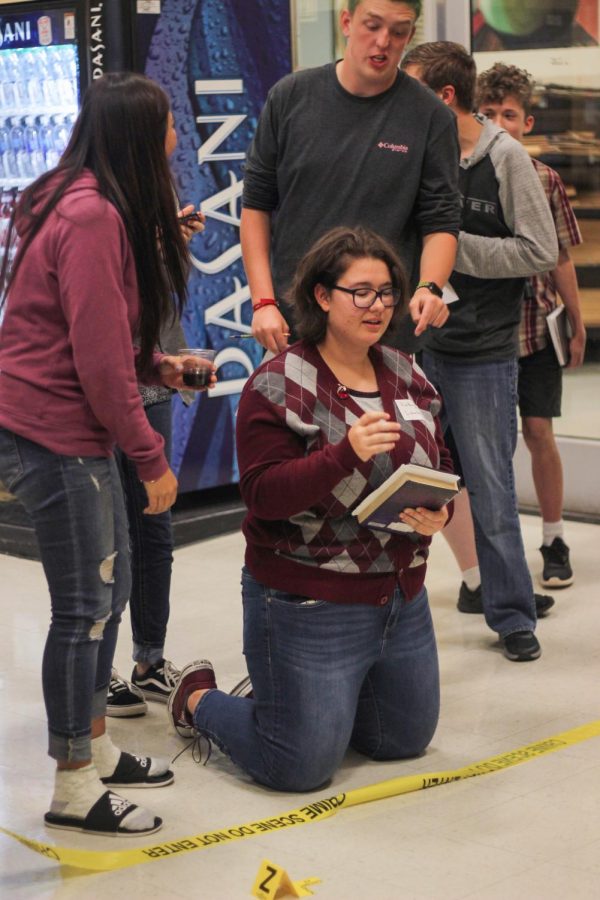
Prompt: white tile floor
<box><xmin>1</xmin><ymin>515</ymin><xmax>599</xmax><ymax>900</ymax></box>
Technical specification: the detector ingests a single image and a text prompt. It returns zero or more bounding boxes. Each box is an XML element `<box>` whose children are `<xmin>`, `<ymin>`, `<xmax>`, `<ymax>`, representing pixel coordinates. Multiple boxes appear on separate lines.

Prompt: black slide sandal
<box><xmin>44</xmin><ymin>790</ymin><xmax>162</xmax><ymax>836</ymax></box>
<box><xmin>101</xmin><ymin>752</ymin><xmax>174</xmax><ymax>788</ymax></box>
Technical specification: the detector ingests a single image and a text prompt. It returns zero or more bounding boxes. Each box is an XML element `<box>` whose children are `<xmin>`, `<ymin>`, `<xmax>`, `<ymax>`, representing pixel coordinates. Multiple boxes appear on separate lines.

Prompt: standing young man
<box><xmin>241</xmin><ymin>0</ymin><xmax>462</xmax><ymax>354</ymax></box>
<box><xmin>402</xmin><ymin>42</ymin><xmax>558</xmax><ymax>661</ymax></box>
<box><xmin>476</xmin><ymin>63</ymin><xmax>586</xmax><ymax>588</ymax></box>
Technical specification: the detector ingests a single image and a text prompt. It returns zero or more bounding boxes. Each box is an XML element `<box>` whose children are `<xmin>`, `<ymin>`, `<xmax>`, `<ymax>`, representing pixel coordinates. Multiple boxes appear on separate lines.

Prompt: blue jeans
<box><xmin>116</xmin><ymin>399</ymin><xmax>173</xmax><ymax>665</ymax></box>
<box><xmin>193</xmin><ymin>569</ymin><xmax>440</xmax><ymax>792</ymax></box>
<box><xmin>0</xmin><ymin>428</ymin><xmax>130</xmax><ymax>762</ymax></box>
<box><xmin>422</xmin><ymin>353</ymin><xmax>536</xmax><ymax>636</ymax></box>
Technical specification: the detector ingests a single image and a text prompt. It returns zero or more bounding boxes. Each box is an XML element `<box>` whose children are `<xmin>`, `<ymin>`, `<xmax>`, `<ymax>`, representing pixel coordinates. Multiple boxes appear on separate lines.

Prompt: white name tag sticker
<box><xmin>395</xmin><ymin>399</ymin><xmax>428</xmax><ymax>422</ymax></box>
<box><xmin>442</xmin><ymin>282</ymin><xmax>459</xmax><ymax>304</ymax></box>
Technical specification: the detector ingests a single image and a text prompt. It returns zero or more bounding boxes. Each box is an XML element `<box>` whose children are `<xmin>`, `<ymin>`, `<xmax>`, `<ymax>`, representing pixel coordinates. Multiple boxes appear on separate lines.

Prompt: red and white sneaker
<box><xmin>167</xmin><ymin>660</ymin><xmax>216</xmax><ymax>737</ymax></box>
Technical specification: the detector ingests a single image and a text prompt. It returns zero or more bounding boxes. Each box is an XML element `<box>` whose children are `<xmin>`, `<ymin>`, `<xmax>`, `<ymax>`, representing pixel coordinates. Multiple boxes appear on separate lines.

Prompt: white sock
<box><xmin>462</xmin><ymin>566</ymin><xmax>481</xmax><ymax>591</ymax></box>
<box><xmin>49</xmin><ymin>763</ymin><xmax>105</xmax><ymax>818</ymax></box>
<box><xmin>92</xmin><ymin>731</ymin><xmax>170</xmax><ymax>778</ymax></box>
<box><xmin>91</xmin><ymin>732</ymin><xmax>121</xmax><ymax>778</ymax></box>
<box><xmin>542</xmin><ymin>520</ymin><xmax>564</xmax><ymax>547</ymax></box>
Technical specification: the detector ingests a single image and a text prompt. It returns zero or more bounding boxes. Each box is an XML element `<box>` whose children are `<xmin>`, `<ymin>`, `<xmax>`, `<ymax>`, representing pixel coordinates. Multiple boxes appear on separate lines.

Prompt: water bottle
<box><xmin>64</xmin><ymin>43</ymin><xmax>78</xmax><ymax>85</ymax></box>
<box><xmin>55</xmin><ymin>47</ymin><xmax>76</xmax><ymax>109</ymax></box>
<box><xmin>1</xmin><ymin>118</ymin><xmax>19</xmax><ymax>181</ymax></box>
<box><xmin>23</xmin><ymin>116</ymin><xmax>45</xmax><ymax>176</ymax></box>
<box><xmin>39</xmin><ymin>51</ymin><xmax>55</xmax><ymax>108</ymax></box>
<box><xmin>12</xmin><ymin>52</ymin><xmax>29</xmax><ymax>113</ymax></box>
<box><xmin>1</xmin><ymin>54</ymin><xmax>17</xmax><ymax>116</ymax></box>
<box><xmin>0</xmin><ymin>119</ymin><xmax>10</xmax><ymax>158</ymax></box>
<box><xmin>10</xmin><ymin>116</ymin><xmax>33</xmax><ymax>180</ymax></box>
<box><xmin>51</xmin><ymin>114</ymin><xmax>70</xmax><ymax>157</ymax></box>
<box><xmin>37</xmin><ymin>115</ymin><xmax>58</xmax><ymax>168</ymax></box>
<box><xmin>23</xmin><ymin>51</ymin><xmax>45</xmax><ymax>109</ymax></box>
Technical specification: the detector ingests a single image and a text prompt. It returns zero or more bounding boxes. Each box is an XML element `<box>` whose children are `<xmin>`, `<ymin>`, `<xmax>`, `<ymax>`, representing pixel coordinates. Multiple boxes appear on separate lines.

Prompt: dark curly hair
<box><xmin>288</xmin><ymin>226</ymin><xmax>409</xmax><ymax>345</ymax></box>
<box><xmin>476</xmin><ymin>63</ymin><xmax>535</xmax><ymax>117</ymax></box>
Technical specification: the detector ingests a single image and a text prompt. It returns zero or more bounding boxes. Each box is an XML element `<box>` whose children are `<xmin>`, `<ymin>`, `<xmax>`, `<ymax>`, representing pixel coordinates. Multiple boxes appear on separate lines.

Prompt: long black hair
<box><xmin>1</xmin><ymin>72</ymin><xmax>189</xmax><ymax>375</ymax></box>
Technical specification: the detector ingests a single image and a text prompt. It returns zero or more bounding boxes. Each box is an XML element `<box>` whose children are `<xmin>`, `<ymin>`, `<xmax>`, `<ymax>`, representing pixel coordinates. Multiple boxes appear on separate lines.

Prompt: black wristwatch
<box><xmin>416</xmin><ymin>280</ymin><xmax>443</xmax><ymax>298</ymax></box>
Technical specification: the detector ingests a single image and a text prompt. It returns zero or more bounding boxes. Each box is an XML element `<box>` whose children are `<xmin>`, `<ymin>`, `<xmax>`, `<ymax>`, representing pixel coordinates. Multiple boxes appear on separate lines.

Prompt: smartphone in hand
<box><xmin>179</xmin><ymin>211</ymin><xmax>202</xmax><ymax>224</ymax></box>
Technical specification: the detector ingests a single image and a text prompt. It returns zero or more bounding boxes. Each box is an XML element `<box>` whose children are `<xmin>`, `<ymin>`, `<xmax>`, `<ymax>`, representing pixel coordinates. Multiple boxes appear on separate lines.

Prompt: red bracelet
<box><xmin>252</xmin><ymin>298</ymin><xmax>279</xmax><ymax>312</ymax></box>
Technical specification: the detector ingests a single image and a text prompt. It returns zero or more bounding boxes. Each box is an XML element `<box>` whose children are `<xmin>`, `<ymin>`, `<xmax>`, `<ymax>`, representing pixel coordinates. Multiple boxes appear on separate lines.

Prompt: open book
<box><xmin>352</xmin><ymin>463</ymin><xmax>461</xmax><ymax>534</ymax></box>
<box><xmin>547</xmin><ymin>305</ymin><xmax>571</xmax><ymax>367</ymax></box>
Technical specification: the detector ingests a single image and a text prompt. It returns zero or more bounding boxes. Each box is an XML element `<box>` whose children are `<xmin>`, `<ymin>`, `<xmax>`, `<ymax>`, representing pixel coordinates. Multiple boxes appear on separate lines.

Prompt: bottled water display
<box><xmin>0</xmin><ymin>44</ymin><xmax>79</xmax><ymax>190</ymax></box>
<box><xmin>0</xmin><ymin>41</ymin><xmax>78</xmax><ymax>270</ymax></box>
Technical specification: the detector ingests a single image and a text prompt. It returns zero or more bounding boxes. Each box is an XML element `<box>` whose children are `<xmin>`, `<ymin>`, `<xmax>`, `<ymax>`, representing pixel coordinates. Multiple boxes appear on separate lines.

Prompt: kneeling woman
<box><xmin>170</xmin><ymin>227</ymin><xmax>452</xmax><ymax>791</ymax></box>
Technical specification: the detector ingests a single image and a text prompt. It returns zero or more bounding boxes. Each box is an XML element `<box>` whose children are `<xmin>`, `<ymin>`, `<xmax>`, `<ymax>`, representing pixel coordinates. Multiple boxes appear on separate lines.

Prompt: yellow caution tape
<box><xmin>2</xmin><ymin>719</ymin><xmax>600</xmax><ymax>873</ymax></box>
<box><xmin>251</xmin><ymin>859</ymin><xmax>321</xmax><ymax>898</ymax></box>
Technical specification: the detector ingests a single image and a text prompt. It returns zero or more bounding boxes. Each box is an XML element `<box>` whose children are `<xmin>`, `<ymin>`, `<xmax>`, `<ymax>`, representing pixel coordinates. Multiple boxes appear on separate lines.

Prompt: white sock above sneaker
<box><xmin>49</xmin><ymin>763</ymin><xmax>106</xmax><ymax>818</ymax></box>
<box><xmin>462</xmin><ymin>566</ymin><xmax>481</xmax><ymax>592</ymax></box>
<box><xmin>92</xmin><ymin>731</ymin><xmax>170</xmax><ymax>778</ymax></box>
<box><xmin>542</xmin><ymin>520</ymin><xmax>564</xmax><ymax>547</ymax></box>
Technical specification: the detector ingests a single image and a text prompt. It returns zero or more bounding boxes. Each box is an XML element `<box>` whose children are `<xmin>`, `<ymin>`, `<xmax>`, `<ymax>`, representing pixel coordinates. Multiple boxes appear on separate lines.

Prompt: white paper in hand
<box><xmin>442</xmin><ymin>282</ymin><xmax>459</xmax><ymax>304</ymax></box>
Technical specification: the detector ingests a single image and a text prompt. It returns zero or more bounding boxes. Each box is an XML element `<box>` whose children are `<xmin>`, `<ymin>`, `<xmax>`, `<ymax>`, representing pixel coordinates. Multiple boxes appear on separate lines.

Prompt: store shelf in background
<box><xmin>580</xmin><ymin>289</ymin><xmax>600</xmax><ymax>328</ymax></box>
<box><xmin>569</xmin><ymin>218</ymin><xmax>600</xmax><ymax>298</ymax></box>
<box><xmin>571</xmin><ymin>192</ymin><xmax>600</xmax><ymax>217</ymax></box>
<box><xmin>570</xmin><ymin>243</ymin><xmax>600</xmax><ymax>267</ymax></box>
<box><xmin>524</xmin><ymin>131</ymin><xmax>600</xmax><ymax>161</ymax></box>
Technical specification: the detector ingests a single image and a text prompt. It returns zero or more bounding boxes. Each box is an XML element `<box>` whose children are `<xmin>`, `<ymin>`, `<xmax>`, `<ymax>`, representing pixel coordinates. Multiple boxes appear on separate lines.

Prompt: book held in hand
<box><xmin>546</xmin><ymin>304</ymin><xmax>571</xmax><ymax>367</ymax></box>
<box><xmin>352</xmin><ymin>463</ymin><xmax>461</xmax><ymax>534</ymax></box>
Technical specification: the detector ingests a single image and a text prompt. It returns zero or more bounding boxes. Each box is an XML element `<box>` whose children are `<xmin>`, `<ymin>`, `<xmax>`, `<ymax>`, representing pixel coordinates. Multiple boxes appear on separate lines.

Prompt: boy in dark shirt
<box><xmin>241</xmin><ymin>0</ymin><xmax>462</xmax><ymax>354</ymax></box>
<box><xmin>402</xmin><ymin>42</ymin><xmax>558</xmax><ymax>661</ymax></box>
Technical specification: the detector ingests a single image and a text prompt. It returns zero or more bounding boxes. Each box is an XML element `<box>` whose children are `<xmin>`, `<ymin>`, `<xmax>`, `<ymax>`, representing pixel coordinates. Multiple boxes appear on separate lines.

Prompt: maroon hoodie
<box><xmin>0</xmin><ymin>170</ymin><xmax>168</xmax><ymax>481</ymax></box>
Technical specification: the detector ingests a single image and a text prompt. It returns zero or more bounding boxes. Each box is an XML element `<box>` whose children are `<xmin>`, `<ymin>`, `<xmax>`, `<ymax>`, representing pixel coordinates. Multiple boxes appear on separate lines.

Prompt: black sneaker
<box><xmin>457</xmin><ymin>582</ymin><xmax>484</xmax><ymax>614</ymax></box>
<box><xmin>502</xmin><ymin>630</ymin><xmax>541</xmax><ymax>662</ymax></box>
<box><xmin>131</xmin><ymin>658</ymin><xmax>181</xmax><ymax>703</ymax></box>
<box><xmin>106</xmin><ymin>669</ymin><xmax>147</xmax><ymax>718</ymax></box>
<box><xmin>540</xmin><ymin>538</ymin><xmax>573</xmax><ymax>589</ymax></box>
<box><xmin>457</xmin><ymin>583</ymin><xmax>555</xmax><ymax>618</ymax></box>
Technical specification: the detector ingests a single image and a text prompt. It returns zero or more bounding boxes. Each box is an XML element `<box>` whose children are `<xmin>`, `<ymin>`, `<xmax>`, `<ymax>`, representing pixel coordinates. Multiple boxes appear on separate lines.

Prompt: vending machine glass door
<box><xmin>0</xmin><ymin>2</ymin><xmax>84</xmax><ymax>265</ymax></box>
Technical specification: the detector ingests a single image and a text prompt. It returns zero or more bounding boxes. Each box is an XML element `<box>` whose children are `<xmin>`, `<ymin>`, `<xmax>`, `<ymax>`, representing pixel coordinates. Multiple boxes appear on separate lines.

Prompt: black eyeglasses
<box><xmin>331</xmin><ymin>284</ymin><xmax>402</xmax><ymax>308</ymax></box>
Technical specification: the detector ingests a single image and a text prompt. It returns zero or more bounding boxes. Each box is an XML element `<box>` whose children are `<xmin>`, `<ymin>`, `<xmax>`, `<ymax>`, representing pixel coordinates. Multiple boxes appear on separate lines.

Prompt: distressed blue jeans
<box><xmin>193</xmin><ymin>568</ymin><xmax>440</xmax><ymax>792</ymax></box>
<box><xmin>116</xmin><ymin>399</ymin><xmax>173</xmax><ymax>665</ymax></box>
<box><xmin>422</xmin><ymin>353</ymin><xmax>536</xmax><ymax>637</ymax></box>
<box><xmin>0</xmin><ymin>428</ymin><xmax>130</xmax><ymax>762</ymax></box>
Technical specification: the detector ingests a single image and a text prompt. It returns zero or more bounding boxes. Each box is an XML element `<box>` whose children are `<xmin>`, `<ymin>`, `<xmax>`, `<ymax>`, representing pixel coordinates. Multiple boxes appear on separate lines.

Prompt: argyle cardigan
<box><xmin>236</xmin><ymin>340</ymin><xmax>454</xmax><ymax>605</ymax></box>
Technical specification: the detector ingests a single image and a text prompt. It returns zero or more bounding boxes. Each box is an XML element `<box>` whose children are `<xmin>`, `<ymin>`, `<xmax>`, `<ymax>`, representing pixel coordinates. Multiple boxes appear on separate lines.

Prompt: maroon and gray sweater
<box><xmin>236</xmin><ymin>341</ymin><xmax>453</xmax><ymax>605</ymax></box>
